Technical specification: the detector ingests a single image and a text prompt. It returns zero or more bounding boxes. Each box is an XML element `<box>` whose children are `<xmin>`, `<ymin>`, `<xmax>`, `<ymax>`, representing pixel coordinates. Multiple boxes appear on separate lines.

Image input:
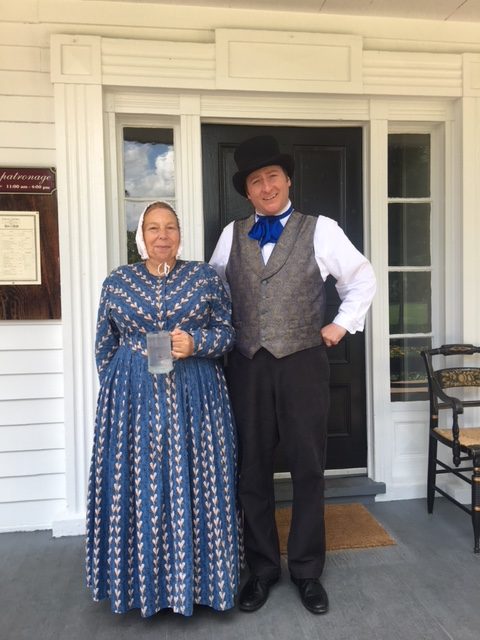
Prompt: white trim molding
<box><xmin>51</xmin><ymin>36</ymin><xmax>108</xmax><ymax>535</ymax></box>
<box><xmin>215</xmin><ymin>30</ymin><xmax>362</xmax><ymax>94</ymax></box>
<box><xmin>50</xmin><ymin>31</ymin><xmax>475</xmax><ymax>98</ymax></box>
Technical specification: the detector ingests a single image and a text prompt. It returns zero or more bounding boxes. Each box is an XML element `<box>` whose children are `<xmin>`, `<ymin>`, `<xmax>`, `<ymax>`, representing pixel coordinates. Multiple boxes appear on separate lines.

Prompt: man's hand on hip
<box><xmin>321</xmin><ymin>323</ymin><xmax>347</xmax><ymax>347</ymax></box>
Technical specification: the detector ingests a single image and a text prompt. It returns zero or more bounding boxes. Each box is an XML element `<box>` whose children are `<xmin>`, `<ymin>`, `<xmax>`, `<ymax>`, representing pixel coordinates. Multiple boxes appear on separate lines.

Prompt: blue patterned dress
<box><xmin>85</xmin><ymin>260</ymin><xmax>240</xmax><ymax>617</ymax></box>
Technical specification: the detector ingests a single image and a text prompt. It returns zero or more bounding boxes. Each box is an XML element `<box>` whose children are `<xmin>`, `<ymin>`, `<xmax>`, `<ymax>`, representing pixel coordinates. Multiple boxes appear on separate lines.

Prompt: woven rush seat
<box><xmin>434</xmin><ymin>427</ymin><xmax>480</xmax><ymax>448</ymax></box>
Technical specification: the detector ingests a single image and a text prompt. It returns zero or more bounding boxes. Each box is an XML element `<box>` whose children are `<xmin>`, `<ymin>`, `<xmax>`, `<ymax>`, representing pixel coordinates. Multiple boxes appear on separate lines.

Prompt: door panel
<box><xmin>202</xmin><ymin>124</ymin><xmax>367</xmax><ymax>470</ymax></box>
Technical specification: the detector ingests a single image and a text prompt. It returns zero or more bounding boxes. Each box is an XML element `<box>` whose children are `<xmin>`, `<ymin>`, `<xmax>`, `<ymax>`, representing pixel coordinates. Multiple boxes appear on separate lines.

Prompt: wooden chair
<box><xmin>421</xmin><ymin>344</ymin><xmax>480</xmax><ymax>553</ymax></box>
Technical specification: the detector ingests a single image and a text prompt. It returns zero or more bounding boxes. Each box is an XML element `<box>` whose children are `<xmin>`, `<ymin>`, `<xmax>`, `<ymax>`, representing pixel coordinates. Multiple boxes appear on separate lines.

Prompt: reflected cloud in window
<box><xmin>123</xmin><ymin>128</ymin><xmax>175</xmax><ymax>262</ymax></box>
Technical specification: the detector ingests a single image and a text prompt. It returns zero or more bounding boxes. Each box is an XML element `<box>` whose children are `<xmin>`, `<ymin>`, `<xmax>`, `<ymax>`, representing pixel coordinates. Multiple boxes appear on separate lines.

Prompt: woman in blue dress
<box><xmin>85</xmin><ymin>201</ymin><xmax>240</xmax><ymax>617</ymax></box>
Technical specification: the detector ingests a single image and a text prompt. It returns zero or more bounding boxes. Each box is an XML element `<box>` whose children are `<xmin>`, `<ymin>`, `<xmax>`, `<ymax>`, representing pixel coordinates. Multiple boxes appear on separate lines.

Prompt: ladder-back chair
<box><xmin>421</xmin><ymin>344</ymin><xmax>480</xmax><ymax>553</ymax></box>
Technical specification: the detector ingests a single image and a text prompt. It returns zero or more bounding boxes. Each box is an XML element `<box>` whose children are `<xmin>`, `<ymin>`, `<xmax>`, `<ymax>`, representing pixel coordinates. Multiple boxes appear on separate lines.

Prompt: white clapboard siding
<box><xmin>0</xmin><ymin>474</ymin><xmax>65</xmax><ymax>503</ymax></box>
<box><xmin>0</xmin><ymin>148</ymin><xmax>56</xmax><ymax>165</ymax></box>
<box><xmin>0</xmin><ymin>70</ymin><xmax>52</xmax><ymax>97</ymax></box>
<box><xmin>0</xmin><ymin>122</ymin><xmax>55</xmax><ymax>149</ymax></box>
<box><xmin>0</xmin><ymin>319</ymin><xmax>64</xmax><ymax>530</ymax></box>
<box><xmin>0</xmin><ymin>44</ymin><xmax>48</xmax><ymax>72</ymax></box>
<box><xmin>0</xmin><ymin>324</ymin><xmax>62</xmax><ymax>350</ymax></box>
<box><xmin>0</xmin><ymin>2</ymin><xmax>37</xmax><ymax>25</ymax></box>
<box><xmin>0</xmin><ymin>349</ymin><xmax>62</xmax><ymax>375</ymax></box>
<box><xmin>0</xmin><ymin>95</ymin><xmax>54</xmax><ymax>123</ymax></box>
<box><xmin>0</xmin><ymin>0</ymin><xmax>61</xmax><ymax>538</ymax></box>
<box><xmin>0</xmin><ymin>499</ymin><xmax>66</xmax><ymax>533</ymax></box>
<box><xmin>0</xmin><ymin>373</ymin><xmax>63</xmax><ymax>401</ymax></box>
<box><xmin>0</xmin><ymin>449</ymin><xmax>65</xmax><ymax>478</ymax></box>
<box><xmin>0</xmin><ymin>423</ymin><xmax>64</xmax><ymax>452</ymax></box>
<box><xmin>0</xmin><ymin>398</ymin><xmax>64</xmax><ymax>427</ymax></box>
<box><xmin>0</xmin><ymin>30</ymin><xmax>54</xmax><ymax>163</ymax></box>
<box><xmin>0</xmin><ymin>22</ymin><xmax>49</xmax><ymax>47</ymax></box>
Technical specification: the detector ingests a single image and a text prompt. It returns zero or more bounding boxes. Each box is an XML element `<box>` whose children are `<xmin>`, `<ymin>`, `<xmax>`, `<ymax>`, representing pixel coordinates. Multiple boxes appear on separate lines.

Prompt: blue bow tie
<box><xmin>248</xmin><ymin>206</ymin><xmax>294</xmax><ymax>247</ymax></box>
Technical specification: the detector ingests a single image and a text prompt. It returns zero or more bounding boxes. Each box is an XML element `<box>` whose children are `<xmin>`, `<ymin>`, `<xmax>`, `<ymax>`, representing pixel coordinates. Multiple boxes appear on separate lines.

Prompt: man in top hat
<box><xmin>210</xmin><ymin>134</ymin><xmax>376</xmax><ymax>614</ymax></box>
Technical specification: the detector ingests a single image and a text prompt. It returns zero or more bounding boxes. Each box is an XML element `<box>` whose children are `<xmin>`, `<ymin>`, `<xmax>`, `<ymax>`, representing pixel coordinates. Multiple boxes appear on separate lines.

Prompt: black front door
<box><xmin>202</xmin><ymin>124</ymin><xmax>367</xmax><ymax>470</ymax></box>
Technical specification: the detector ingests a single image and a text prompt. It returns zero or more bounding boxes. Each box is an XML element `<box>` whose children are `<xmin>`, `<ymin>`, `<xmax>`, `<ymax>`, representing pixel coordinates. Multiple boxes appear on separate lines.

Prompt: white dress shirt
<box><xmin>209</xmin><ymin>202</ymin><xmax>376</xmax><ymax>334</ymax></box>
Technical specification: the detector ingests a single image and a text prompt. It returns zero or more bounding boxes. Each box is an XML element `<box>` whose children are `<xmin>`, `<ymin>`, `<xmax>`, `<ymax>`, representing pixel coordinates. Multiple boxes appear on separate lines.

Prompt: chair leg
<box><xmin>472</xmin><ymin>453</ymin><xmax>480</xmax><ymax>554</ymax></box>
<box><xmin>427</xmin><ymin>435</ymin><xmax>437</xmax><ymax>514</ymax></box>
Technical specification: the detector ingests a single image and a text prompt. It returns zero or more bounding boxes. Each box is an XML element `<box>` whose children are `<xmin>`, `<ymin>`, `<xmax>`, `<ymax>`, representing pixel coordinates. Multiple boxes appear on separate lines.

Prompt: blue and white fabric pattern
<box><xmin>85</xmin><ymin>260</ymin><xmax>240</xmax><ymax>617</ymax></box>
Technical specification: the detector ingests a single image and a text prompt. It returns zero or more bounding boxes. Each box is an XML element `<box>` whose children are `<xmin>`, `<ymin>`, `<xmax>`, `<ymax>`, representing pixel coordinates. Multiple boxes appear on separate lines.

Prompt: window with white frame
<box><xmin>122</xmin><ymin>127</ymin><xmax>175</xmax><ymax>263</ymax></box>
<box><xmin>388</xmin><ymin>133</ymin><xmax>433</xmax><ymax>402</ymax></box>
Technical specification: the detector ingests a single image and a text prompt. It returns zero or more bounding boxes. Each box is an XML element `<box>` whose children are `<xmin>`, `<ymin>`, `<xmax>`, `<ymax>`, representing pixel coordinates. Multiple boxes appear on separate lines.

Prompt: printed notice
<box><xmin>0</xmin><ymin>211</ymin><xmax>41</xmax><ymax>284</ymax></box>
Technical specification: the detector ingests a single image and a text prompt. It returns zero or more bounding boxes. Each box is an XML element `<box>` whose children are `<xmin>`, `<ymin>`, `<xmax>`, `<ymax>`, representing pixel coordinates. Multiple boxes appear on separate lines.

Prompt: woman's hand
<box><xmin>170</xmin><ymin>327</ymin><xmax>194</xmax><ymax>359</ymax></box>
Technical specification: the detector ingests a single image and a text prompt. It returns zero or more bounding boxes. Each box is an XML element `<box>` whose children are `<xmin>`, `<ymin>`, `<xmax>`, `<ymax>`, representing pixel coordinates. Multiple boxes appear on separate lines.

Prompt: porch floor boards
<box><xmin>2</xmin><ymin>498</ymin><xmax>479</xmax><ymax>640</ymax></box>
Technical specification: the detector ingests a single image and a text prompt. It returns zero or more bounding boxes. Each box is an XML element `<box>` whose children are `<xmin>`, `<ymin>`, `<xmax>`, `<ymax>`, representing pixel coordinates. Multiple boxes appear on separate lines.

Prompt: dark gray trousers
<box><xmin>227</xmin><ymin>346</ymin><xmax>330</xmax><ymax>580</ymax></box>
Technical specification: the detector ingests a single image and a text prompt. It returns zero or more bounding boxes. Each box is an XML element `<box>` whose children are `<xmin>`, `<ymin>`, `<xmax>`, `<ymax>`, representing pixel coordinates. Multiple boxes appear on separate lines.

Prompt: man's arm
<box><xmin>209</xmin><ymin>221</ymin><xmax>235</xmax><ymax>291</ymax></box>
<box><xmin>314</xmin><ymin>216</ymin><xmax>376</xmax><ymax>343</ymax></box>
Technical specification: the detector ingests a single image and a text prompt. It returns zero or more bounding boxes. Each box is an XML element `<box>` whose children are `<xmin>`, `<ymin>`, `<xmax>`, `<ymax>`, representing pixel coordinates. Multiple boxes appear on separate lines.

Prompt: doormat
<box><xmin>275</xmin><ymin>503</ymin><xmax>396</xmax><ymax>552</ymax></box>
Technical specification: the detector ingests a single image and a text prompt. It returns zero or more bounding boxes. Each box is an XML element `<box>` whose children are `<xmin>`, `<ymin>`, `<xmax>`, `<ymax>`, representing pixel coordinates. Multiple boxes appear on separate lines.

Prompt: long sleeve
<box><xmin>209</xmin><ymin>222</ymin><xmax>234</xmax><ymax>290</ymax></box>
<box><xmin>314</xmin><ymin>216</ymin><xmax>376</xmax><ymax>333</ymax></box>
<box><xmin>188</xmin><ymin>265</ymin><xmax>235</xmax><ymax>358</ymax></box>
<box><xmin>94</xmin><ymin>278</ymin><xmax>120</xmax><ymax>381</ymax></box>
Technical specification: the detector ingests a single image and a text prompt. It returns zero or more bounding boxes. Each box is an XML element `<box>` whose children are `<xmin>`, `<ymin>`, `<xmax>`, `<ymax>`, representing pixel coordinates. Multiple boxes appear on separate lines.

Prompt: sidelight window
<box><xmin>388</xmin><ymin>133</ymin><xmax>432</xmax><ymax>402</ymax></box>
<box><xmin>122</xmin><ymin>127</ymin><xmax>175</xmax><ymax>263</ymax></box>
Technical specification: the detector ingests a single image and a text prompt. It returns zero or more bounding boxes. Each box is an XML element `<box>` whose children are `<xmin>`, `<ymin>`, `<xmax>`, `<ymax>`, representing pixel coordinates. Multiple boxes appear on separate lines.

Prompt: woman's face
<box><xmin>143</xmin><ymin>206</ymin><xmax>180</xmax><ymax>265</ymax></box>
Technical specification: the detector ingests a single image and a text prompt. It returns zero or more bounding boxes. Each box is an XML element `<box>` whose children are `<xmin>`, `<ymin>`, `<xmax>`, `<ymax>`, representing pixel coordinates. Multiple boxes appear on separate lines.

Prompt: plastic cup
<box><xmin>146</xmin><ymin>331</ymin><xmax>173</xmax><ymax>374</ymax></box>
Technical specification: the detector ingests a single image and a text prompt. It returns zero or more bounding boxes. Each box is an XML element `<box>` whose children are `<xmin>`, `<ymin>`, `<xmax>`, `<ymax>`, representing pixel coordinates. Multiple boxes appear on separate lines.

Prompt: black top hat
<box><xmin>232</xmin><ymin>135</ymin><xmax>294</xmax><ymax>197</ymax></box>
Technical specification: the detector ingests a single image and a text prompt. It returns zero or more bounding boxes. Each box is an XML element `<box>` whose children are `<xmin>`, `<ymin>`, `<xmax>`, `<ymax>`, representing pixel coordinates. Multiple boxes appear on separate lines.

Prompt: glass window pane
<box><xmin>388</xmin><ymin>203</ymin><xmax>431</xmax><ymax>266</ymax></box>
<box><xmin>390</xmin><ymin>337</ymin><xmax>431</xmax><ymax>401</ymax></box>
<box><xmin>388</xmin><ymin>134</ymin><xmax>430</xmax><ymax>198</ymax></box>
<box><xmin>389</xmin><ymin>272</ymin><xmax>431</xmax><ymax>334</ymax></box>
<box><xmin>123</xmin><ymin>128</ymin><xmax>175</xmax><ymax>264</ymax></box>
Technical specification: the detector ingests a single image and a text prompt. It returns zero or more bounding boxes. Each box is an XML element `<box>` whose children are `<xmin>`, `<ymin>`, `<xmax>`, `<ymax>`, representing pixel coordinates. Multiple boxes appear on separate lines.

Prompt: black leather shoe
<box><xmin>239</xmin><ymin>575</ymin><xmax>278</xmax><ymax>612</ymax></box>
<box><xmin>291</xmin><ymin>577</ymin><xmax>329</xmax><ymax>614</ymax></box>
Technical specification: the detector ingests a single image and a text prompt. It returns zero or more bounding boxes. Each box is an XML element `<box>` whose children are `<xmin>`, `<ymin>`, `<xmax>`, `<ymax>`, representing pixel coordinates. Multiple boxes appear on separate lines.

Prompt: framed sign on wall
<box><xmin>0</xmin><ymin>168</ymin><xmax>61</xmax><ymax>320</ymax></box>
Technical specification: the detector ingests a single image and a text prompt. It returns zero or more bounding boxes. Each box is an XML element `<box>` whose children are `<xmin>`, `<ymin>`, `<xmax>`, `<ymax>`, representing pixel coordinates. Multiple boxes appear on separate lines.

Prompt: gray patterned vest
<box><xmin>226</xmin><ymin>211</ymin><xmax>326</xmax><ymax>359</ymax></box>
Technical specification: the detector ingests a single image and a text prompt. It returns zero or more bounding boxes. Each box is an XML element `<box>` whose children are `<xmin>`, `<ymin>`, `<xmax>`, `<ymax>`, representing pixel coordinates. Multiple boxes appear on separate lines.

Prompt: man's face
<box><xmin>245</xmin><ymin>164</ymin><xmax>291</xmax><ymax>216</ymax></box>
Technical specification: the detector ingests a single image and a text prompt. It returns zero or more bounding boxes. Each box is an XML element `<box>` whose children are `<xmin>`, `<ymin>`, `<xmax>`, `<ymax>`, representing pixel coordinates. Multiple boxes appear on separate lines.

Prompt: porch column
<box><xmin>179</xmin><ymin>96</ymin><xmax>204</xmax><ymax>261</ymax></box>
<box><xmin>367</xmin><ymin>111</ymin><xmax>391</xmax><ymax>491</ymax></box>
<box><xmin>461</xmin><ymin>56</ymin><xmax>480</xmax><ymax>345</ymax></box>
<box><xmin>51</xmin><ymin>36</ymin><xmax>107</xmax><ymax>535</ymax></box>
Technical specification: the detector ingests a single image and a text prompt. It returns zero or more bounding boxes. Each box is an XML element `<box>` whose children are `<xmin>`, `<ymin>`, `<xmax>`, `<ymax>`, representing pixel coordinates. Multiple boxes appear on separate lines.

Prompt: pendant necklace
<box><xmin>157</xmin><ymin>262</ymin><xmax>170</xmax><ymax>277</ymax></box>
